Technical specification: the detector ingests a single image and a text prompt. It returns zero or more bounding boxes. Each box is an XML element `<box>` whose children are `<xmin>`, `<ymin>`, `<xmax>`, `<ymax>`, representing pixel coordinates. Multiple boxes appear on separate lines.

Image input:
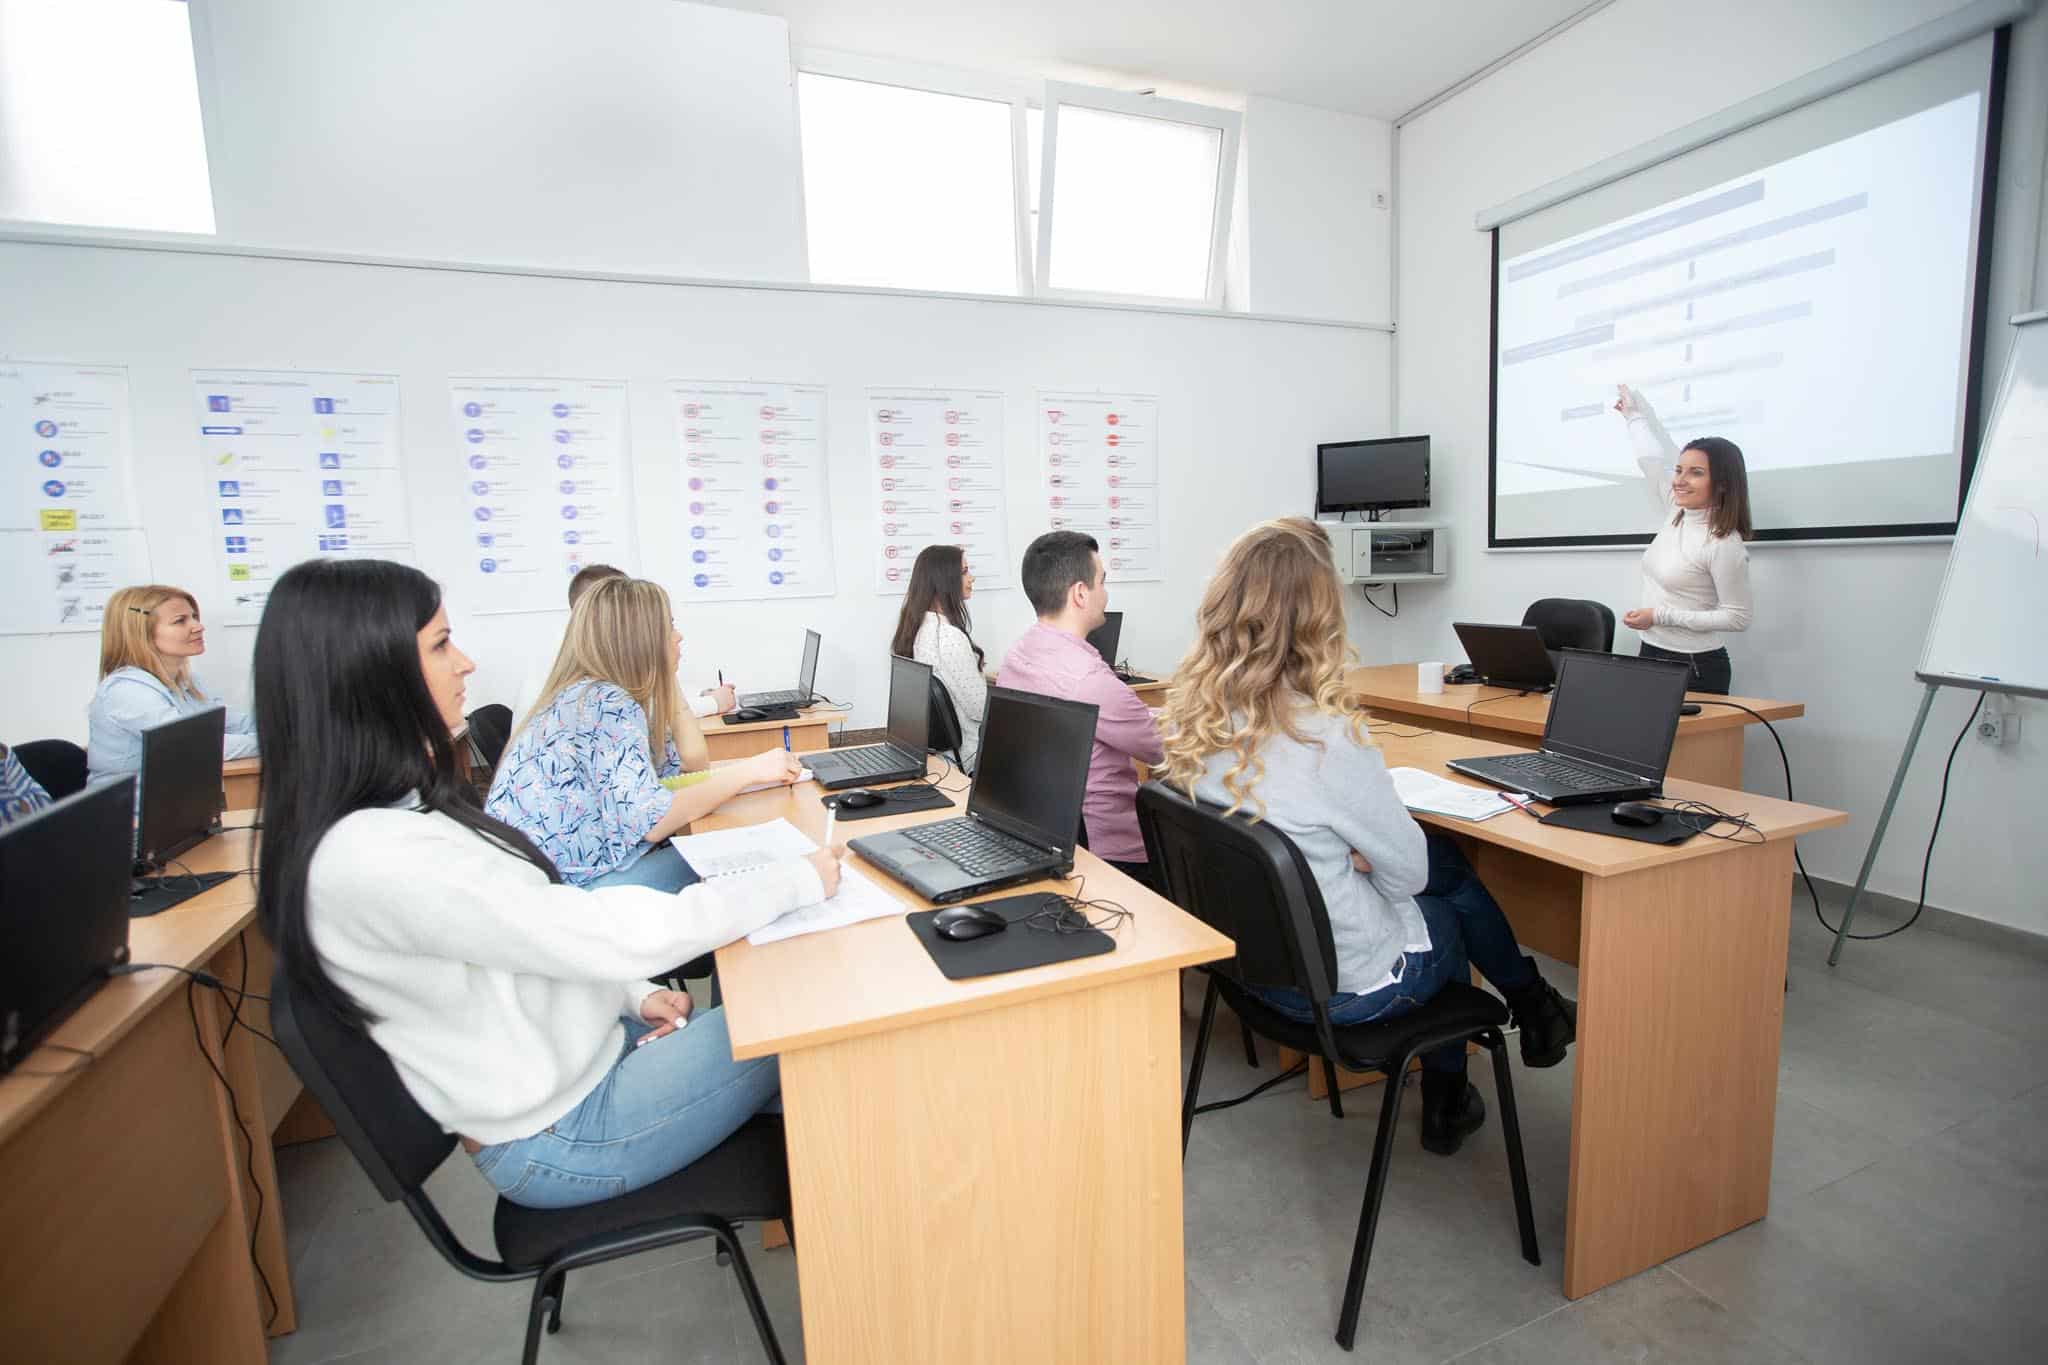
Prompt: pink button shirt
<box><xmin>996</xmin><ymin>621</ymin><xmax>1163</xmax><ymax>864</ymax></box>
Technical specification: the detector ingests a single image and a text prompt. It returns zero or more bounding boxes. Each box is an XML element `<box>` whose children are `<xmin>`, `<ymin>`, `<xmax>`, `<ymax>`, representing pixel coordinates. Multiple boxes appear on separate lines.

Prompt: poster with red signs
<box><xmin>671</xmin><ymin>381</ymin><xmax>835</xmax><ymax>602</ymax></box>
<box><xmin>867</xmin><ymin>389</ymin><xmax>1010</xmax><ymax>593</ymax></box>
<box><xmin>1037</xmin><ymin>392</ymin><xmax>1162</xmax><ymax>582</ymax></box>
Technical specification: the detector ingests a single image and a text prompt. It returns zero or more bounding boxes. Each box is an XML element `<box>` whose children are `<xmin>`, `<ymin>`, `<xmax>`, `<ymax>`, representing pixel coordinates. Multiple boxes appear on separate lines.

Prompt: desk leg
<box><xmin>778</xmin><ymin>972</ymin><xmax>1185</xmax><ymax>1363</ymax></box>
<box><xmin>1564</xmin><ymin>839</ymin><xmax>1792</xmax><ymax>1298</ymax></box>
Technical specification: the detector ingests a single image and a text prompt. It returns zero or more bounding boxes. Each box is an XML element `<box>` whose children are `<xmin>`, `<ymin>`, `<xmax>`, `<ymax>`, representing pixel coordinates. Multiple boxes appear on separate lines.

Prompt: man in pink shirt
<box><xmin>996</xmin><ymin>531</ymin><xmax>1163</xmax><ymax>891</ymax></box>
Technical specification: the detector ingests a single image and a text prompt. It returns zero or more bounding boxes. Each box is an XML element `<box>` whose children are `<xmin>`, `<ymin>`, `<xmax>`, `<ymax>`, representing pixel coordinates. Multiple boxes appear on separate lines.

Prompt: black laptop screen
<box><xmin>968</xmin><ymin>687</ymin><xmax>1097</xmax><ymax>853</ymax></box>
<box><xmin>1543</xmin><ymin>652</ymin><xmax>1689</xmax><ymax>781</ymax></box>
<box><xmin>797</xmin><ymin>629</ymin><xmax>821</xmax><ymax>696</ymax></box>
<box><xmin>138</xmin><ymin>706</ymin><xmax>227</xmax><ymax>864</ymax></box>
<box><xmin>885</xmin><ymin>654</ymin><xmax>932</xmax><ymax>752</ymax></box>
<box><xmin>1084</xmin><ymin>611</ymin><xmax>1122</xmax><ymax>667</ymax></box>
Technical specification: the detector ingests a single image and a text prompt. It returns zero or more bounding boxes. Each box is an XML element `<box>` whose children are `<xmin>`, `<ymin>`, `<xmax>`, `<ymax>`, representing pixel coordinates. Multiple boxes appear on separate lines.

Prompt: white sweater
<box><xmin>306</xmin><ymin>802</ymin><xmax>824</xmax><ymax>1145</ymax></box>
<box><xmin>911</xmin><ymin>611</ymin><xmax>987</xmax><ymax>772</ymax></box>
<box><xmin>1627</xmin><ymin>409</ymin><xmax>1753</xmax><ymax>654</ymax></box>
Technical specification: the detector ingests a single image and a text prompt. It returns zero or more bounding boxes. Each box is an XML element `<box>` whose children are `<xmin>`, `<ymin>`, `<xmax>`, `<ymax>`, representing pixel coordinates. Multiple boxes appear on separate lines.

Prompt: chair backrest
<box><xmin>269</xmin><ymin>961</ymin><xmax>459</xmax><ymax>1203</ymax></box>
<box><xmin>13</xmin><ymin>739</ymin><xmax>88</xmax><ymax>801</ymax></box>
<box><xmin>1521</xmin><ymin>598</ymin><xmax>1615</xmax><ymax>654</ymax></box>
<box><xmin>465</xmin><ymin>704</ymin><xmax>514</xmax><ymax>769</ymax></box>
<box><xmin>1135</xmin><ymin>781</ymin><xmax>1339</xmax><ymax>1002</ymax></box>
<box><xmin>925</xmin><ymin>675</ymin><xmax>964</xmax><ymax>768</ymax></box>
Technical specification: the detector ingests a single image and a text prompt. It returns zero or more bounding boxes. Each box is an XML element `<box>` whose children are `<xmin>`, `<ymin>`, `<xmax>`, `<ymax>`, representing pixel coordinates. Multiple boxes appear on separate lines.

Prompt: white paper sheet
<box><xmin>1387</xmin><ymin>766</ymin><xmax>1515</xmax><ymax>821</ymax></box>
<box><xmin>669</xmin><ymin>818</ymin><xmax>902</xmax><ymax>946</ymax></box>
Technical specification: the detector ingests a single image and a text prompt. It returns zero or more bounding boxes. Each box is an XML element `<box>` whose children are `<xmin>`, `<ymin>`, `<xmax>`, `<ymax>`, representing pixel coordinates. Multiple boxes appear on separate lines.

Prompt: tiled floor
<box><xmin>269</xmin><ymin>889</ymin><xmax>2048</xmax><ymax>1363</ymax></box>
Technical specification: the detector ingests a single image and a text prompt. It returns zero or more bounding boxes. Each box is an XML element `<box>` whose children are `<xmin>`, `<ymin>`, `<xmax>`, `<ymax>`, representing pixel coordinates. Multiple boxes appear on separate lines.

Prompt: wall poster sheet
<box><xmin>1037</xmin><ymin>391</ymin><xmax>1163</xmax><ymax>582</ymax></box>
<box><xmin>672</xmin><ymin>381</ymin><xmax>836</xmax><ymax>601</ymax></box>
<box><xmin>450</xmin><ymin>377</ymin><xmax>634</xmax><ymax>614</ymax></box>
<box><xmin>194</xmin><ymin>370</ymin><xmax>412</xmax><ymax>623</ymax></box>
<box><xmin>867</xmin><ymin>389</ymin><xmax>1010</xmax><ymax>593</ymax></box>
<box><xmin>0</xmin><ymin>360</ymin><xmax>146</xmax><ymax>633</ymax></box>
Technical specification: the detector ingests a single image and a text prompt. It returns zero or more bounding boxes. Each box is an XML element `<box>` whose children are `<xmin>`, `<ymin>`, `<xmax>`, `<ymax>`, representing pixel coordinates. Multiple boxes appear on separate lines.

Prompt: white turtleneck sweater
<box><xmin>306</xmin><ymin>801</ymin><xmax>824</xmax><ymax>1145</ymax></box>
<box><xmin>1627</xmin><ymin>409</ymin><xmax>1753</xmax><ymax>654</ymax></box>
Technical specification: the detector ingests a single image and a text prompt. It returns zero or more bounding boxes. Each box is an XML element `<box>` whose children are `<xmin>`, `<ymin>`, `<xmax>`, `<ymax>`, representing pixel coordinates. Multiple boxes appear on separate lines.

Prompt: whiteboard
<box><xmin>1917</xmin><ymin>314</ymin><xmax>2048</xmax><ymax>698</ymax></box>
<box><xmin>0</xmin><ymin>238</ymin><xmax>1388</xmax><ymax>744</ymax></box>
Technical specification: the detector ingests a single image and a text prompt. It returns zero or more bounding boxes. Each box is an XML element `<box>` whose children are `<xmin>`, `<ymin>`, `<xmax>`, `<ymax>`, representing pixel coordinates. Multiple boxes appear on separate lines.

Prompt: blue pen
<box><xmin>782</xmin><ymin>726</ymin><xmax>791</xmax><ymax>751</ymax></box>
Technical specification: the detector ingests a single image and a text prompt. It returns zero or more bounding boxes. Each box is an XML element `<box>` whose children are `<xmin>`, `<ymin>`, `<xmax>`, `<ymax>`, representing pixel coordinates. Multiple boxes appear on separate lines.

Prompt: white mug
<box><xmin>1418</xmin><ymin>661</ymin><xmax>1446</xmax><ymax>694</ymax></box>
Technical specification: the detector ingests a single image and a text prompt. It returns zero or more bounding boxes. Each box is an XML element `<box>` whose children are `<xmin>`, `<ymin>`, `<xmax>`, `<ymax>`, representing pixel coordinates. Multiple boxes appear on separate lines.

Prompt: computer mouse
<box><xmin>733</xmin><ymin>707</ymin><xmax>768</xmax><ymax>722</ymax></box>
<box><xmin>932</xmin><ymin>904</ymin><xmax>1008</xmax><ymax>941</ymax></box>
<box><xmin>1612</xmin><ymin>801</ymin><xmax>1666</xmax><ymax>827</ymax></box>
<box><xmin>835</xmin><ymin>789</ymin><xmax>885</xmax><ymax>810</ymax></box>
<box><xmin>1679</xmin><ymin>703</ymin><xmax>1703</xmax><ymax>716</ymax></box>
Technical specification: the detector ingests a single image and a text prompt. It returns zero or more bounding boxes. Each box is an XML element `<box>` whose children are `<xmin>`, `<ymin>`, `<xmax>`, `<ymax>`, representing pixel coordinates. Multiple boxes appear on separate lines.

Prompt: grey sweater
<box><xmin>1191</xmin><ymin>709</ymin><xmax>1430</xmax><ymax>995</ymax></box>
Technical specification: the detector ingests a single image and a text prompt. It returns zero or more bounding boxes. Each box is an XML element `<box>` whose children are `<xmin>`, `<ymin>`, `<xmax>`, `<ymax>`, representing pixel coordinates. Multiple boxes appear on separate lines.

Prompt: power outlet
<box><xmin>1975</xmin><ymin>695</ymin><xmax>2021</xmax><ymax>746</ymax></box>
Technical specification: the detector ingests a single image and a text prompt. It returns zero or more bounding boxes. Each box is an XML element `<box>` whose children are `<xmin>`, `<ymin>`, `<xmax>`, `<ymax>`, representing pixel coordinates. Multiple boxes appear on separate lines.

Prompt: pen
<box><xmin>782</xmin><ymin>726</ymin><xmax>791</xmax><ymax>751</ymax></box>
<box><xmin>823</xmin><ymin>806</ymin><xmax>836</xmax><ymax>849</ymax></box>
<box><xmin>718</xmin><ymin>669</ymin><xmax>724</xmax><ymax>685</ymax></box>
<box><xmin>1500</xmin><ymin>792</ymin><xmax>1538</xmax><ymax>816</ymax></box>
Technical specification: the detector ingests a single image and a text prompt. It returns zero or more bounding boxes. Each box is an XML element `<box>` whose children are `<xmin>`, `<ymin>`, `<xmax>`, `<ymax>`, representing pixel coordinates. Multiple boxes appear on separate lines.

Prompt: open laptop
<box><xmin>131</xmin><ymin>707</ymin><xmax>243</xmax><ymax>914</ymax></box>
<box><xmin>850</xmin><ymin>686</ymin><xmax>1097</xmax><ymax>903</ymax></box>
<box><xmin>1</xmin><ymin>778</ymin><xmax>135</xmax><ymax>1074</ymax></box>
<box><xmin>806</xmin><ymin>654</ymin><xmax>931</xmax><ymax>790</ymax></box>
<box><xmin>1084</xmin><ymin>611</ymin><xmax>1155</xmax><ymax>686</ymax></box>
<box><xmin>1452</xmin><ymin>622</ymin><xmax>1559</xmax><ymax>693</ymax></box>
<box><xmin>1446</xmin><ymin>651</ymin><xmax>1690</xmax><ymax>805</ymax></box>
<box><xmin>739</xmin><ymin>629</ymin><xmax>821</xmax><ymax>709</ymax></box>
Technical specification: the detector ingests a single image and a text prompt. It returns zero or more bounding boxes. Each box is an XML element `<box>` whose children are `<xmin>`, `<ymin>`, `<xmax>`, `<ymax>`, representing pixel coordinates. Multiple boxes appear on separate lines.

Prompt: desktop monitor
<box><xmin>1085</xmin><ymin>611</ymin><xmax>1124</xmax><ymax>668</ymax></box>
<box><xmin>1315</xmin><ymin>436</ymin><xmax>1431</xmax><ymax>515</ymax></box>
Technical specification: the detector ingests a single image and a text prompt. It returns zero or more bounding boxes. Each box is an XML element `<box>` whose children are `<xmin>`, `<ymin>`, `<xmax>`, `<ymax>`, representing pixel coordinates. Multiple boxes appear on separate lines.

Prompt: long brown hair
<box><xmin>1158</xmin><ymin>518</ymin><xmax>1370</xmax><ymax>818</ymax></box>
<box><xmin>513</xmin><ymin>576</ymin><xmax>708</xmax><ymax>771</ymax></box>
<box><xmin>1679</xmin><ymin>437</ymin><xmax>1754</xmax><ymax>540</ymax></box>
<box><xmin>99</xmin><ymin>585</ymin><xmax>207</xmax><ymax>698</ymax></box>
<box><xmin>891</xmin><ymin>544</ymin><xmax>984</xmax><ymax>669</ymax></box>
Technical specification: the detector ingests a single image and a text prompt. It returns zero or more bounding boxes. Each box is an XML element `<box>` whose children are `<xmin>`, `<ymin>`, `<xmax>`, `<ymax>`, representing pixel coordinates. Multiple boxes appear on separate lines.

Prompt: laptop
<box><xmin>137</xmin><ymin>705</ymin><xmax>228</xmax><ymax>867</ymax></box>
<box><xmin>1452</xmin><ymin>622</ymin><xmax>1559</xmax><ymax>692</ymax></box>
<box><xmin>1446</xmin><ymin>651</ymin><xmax>1690</xmax><ymax>805</ymax></box>
<box><xmin>0</xmin><ymin>778</ymin><xmax>135</xmax><ymax>1074</ymax></box>
<box><xmin>805</xmin><ymin>655</ymin><xmax>932</xmax><ymax>790</ymax></box>
<box><xmin>739</xmin><ymin>629</ymin><xmax>821</xmax><ymax>709</ymax></box>
<box><xmin>1084</xmin><ymin>611</ymin><xmax>1155</xmax><ymax>686</ymax></box>
<box><xmin>850</xmin><ymin>686</ymin><xmax>1097</xmax><ymax>903</ymax></box>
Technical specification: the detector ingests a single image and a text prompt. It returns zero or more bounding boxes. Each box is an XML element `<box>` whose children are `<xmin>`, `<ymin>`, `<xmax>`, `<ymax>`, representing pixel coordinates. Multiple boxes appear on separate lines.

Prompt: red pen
<box><xmin>1499</xmin><ymin>792</ymin><xmax>1538</xmax><ymax>817</ymax></box>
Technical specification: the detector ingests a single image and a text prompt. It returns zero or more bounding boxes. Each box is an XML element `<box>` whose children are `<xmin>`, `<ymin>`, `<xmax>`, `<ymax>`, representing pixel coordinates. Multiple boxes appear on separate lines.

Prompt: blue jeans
<box><xmin>472</xmin><ymin>1008</ymin><xmax>780</xmax><ymax>1209</ymax></box>
<box><xmin>1250</xmin><ymin>832</ymin><xmax>1537</xmax><ymax>1074</ymax></box>
<box><xmin>585</xmin><ymin>841</ymin><xmax>701</xmax><ymax>892</ymax></box>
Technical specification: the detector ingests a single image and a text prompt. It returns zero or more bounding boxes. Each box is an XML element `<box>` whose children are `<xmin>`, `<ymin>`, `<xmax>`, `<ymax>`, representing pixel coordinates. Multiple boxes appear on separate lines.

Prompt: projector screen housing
<box><xmin>1487</xmin><ymin>29</ymin><xmax>2008</xmax><ymax>549</ymax></box>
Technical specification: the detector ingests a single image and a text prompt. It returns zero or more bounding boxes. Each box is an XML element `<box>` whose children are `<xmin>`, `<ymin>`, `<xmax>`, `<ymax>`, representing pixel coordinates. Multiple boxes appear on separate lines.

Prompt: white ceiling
<box><xmin>706</xmin><ymin>0</ymin><xmax>1600</xmax><ymax>120</ymax></box>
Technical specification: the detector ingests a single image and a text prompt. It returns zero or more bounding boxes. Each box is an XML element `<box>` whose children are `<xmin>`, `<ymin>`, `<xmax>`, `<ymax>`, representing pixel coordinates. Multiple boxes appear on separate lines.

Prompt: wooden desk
<box><xmin>986</xmin><ymin>667</ymin><xmax>1169</xmax><ymax>705</ymax></box>
<box><xmin>224</xmin><ymin>721</ymin><xmax>471</xmax><ymax>809</ymax></box>
<box><xmin>705</xmin><ymin>765</ymin><xmax>1232</xmax><ymax>1362</ymax></box>
<box><xmin>0</xmin><ymin>826</ymin><xmax>297</xmax><ymax>1361</ymax></box>
<box><xmin>1346</xmin><ymin>663</ymin><xmax>1804</xmax><ymax>789</ymax></box>
<box><xmin>703</xmin><ymin>707</ymin><xmax>834</xmax><ymax>762</ymax></box>
<box><xmin>1356</xmin><ymin>729</ymin><xmax>1845</xmax><ymax>1299</ymax></box>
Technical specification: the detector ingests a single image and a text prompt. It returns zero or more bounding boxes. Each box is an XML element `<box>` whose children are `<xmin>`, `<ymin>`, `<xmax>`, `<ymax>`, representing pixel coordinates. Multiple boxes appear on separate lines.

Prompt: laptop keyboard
<box><xmin>1483</xmin><ymin>752</ymin><xmax>1617</xmax><ymax>792</ymax></box>
<box><xmin>902</xmin><ymin>819</ymin><xmax>1041</xmax><ymax>877</ymax></box>
<box><xmin>742</xmin><ymin>689</ymin><xmax>806</xmax><ymax>707</ymax></box>
<box><xmin>833</xmin><ymin>744</ymin><xmax>914</xmax><ymax>776</ymax></box>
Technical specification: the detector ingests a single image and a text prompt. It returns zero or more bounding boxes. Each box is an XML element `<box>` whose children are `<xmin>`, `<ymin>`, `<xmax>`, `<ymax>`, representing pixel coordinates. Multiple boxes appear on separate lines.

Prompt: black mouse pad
<box><xmin>907</xmin><ymin>893</ymin><xmax>1117</xmax><ymax>980</ymax></box>
<box><xmin>130</xmin><ymin>869</ymin><xmax>241</xmax><ymax>918</ymax></box>
<box><xmin>824</xmin><ymin>784</ymin><xmax>954</xmax><ymax>822</ymax></box>
<box><xmin>1538</xmin><ymin>803</ymin><xmax>1697</xmax><ymax>845</ymax></box>
<box><xmin>723</xmin><ymin>706</ymin><xmax>800</xmax><ymax>725</ymax></box>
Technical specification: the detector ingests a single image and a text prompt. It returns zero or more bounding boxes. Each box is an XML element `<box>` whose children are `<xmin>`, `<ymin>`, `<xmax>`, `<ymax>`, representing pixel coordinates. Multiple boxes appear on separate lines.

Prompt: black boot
<box><xmin>1419</xmin><ymin>1063</ymin><xmax>1486</xmax><ymax>1156</ymax></box>
<box><xmin>1505</xmin><ymin>975</ymin><xmax>1576</xmax><ymax>1068</ymax></box>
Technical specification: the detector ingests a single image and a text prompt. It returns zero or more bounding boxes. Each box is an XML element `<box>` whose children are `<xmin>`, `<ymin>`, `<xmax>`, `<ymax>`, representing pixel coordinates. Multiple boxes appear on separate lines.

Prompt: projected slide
<box><xmin>1493</xmin><ymin>91</ymin><xmax>1982</xmax><ymax>543</ymax></box>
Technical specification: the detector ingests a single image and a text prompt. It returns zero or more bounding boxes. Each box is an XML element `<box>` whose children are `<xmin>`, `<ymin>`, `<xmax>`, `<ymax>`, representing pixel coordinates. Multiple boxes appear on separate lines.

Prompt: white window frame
<box><xmin>1034</xmin><ymin>82</ymin><xmax>1241</xmax><ymax>310</ymax></box>
<box><xmin>793</xmin><ymin>49</ymin><xmax>1037</xmax><ymax>297</ymax></box>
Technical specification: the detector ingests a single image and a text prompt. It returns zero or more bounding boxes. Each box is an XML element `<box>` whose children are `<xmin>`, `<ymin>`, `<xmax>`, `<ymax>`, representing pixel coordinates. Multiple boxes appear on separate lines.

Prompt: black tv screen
<box><xmin>1316</xmin><ymin>436</ymin><xmax>1430</xmax><ymax>513</ymax></box>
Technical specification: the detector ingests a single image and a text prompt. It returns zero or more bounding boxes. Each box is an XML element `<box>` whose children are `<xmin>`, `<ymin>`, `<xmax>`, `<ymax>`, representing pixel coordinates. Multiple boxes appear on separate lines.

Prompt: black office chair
<box><xmin>926</xmin><ymin>675</ymin><xmax>967</xmax><ymax>774</ymax></box>
<box><xmin>1520</xmin><ymin>598</ymin><xmax>1615</xmax><ymax>654</ymax></box>
<box><xmin>466</xmin><ymin>703</ymin><xmax>515</xmax><ymax>770</ymax></box>
<box><xmin>1136</xmin><ymin>782</ymin><xmax>1537</xmax><ymax>1351</ymax></box>
<box><xmin>269</xmin><ymin>967</ymin><xmax>791</xmax><ymax>1365</ymax></box>
<box><xmin>12</xmin><ymin>739</ymin><xmax>88</xmax><ymax>801</ymax></box>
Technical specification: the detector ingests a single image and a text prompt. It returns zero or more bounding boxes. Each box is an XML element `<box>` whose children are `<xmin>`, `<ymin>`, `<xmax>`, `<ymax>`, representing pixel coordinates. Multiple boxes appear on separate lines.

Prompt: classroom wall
<box><xmin>1388</xmin><ymin>0</ymin><xmax>2048</xmax><ymax>935</ymax></box>
<box><xmin>1241</xmin><ymin>96</ymin><xmax>1394</xmax><ymax>324</ymax></box>
<box><xmin>188</xmin><ymin>0</ymin><xmax>808</xmax><ymax>280</ymax></box>
<box><xmin>0</xmin><ymin>239</ymin><xmax>1390</xmax><ymax>753</ymax></box>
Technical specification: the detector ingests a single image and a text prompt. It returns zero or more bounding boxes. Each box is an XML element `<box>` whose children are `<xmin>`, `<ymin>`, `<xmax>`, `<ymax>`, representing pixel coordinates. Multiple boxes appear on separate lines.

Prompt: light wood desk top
<box><xmin>1348</xmin><ymin>663</ymin><xmax>1804</xmax><ymax>738</ymax></box>
<box><xmin>1370</xmin><ymin>728</ymin><xmax>1845</xmax><ymax>876</ymax></box>
<box><xmin>705</xmin><ymin>762</ymin><xmax>1233</xmax><ymax>1061</ymax></box>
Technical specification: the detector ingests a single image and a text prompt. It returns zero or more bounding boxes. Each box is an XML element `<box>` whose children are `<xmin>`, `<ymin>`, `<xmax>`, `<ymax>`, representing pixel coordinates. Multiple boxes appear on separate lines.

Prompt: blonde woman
<box><xmin>88</xmin><ymin>584</ymin><xmax>259</xmax><ymax>782</ymax></box>
<box><xmin>1158</xmin><ymin>518</ymin><xmax>1574</xmax><ymax>1156</ymax></box>
<box><xmin>486</xmin><ymin>577</ymin><xmax>803</xmax><ymax>891</ymax></box>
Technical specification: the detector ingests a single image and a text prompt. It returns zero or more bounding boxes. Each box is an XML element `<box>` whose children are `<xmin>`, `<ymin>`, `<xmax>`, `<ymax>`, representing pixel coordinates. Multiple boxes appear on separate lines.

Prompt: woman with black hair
<box><xmin>252</xmin><ymin>558</ymin><xmax>839</xmax><ymax>1209</ymax></box>
<box><xmin>890</xmin><ymin>544</ymin><xmax>987</xmax><ymax>770</ymax></box>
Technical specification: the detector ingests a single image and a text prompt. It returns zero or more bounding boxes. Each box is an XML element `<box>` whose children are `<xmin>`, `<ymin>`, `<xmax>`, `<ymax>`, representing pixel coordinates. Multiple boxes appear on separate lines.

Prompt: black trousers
<box><xmin>1638</xmin><ymin>641</ymin><xmax>1731</xmax><ymax>695</ymax></box>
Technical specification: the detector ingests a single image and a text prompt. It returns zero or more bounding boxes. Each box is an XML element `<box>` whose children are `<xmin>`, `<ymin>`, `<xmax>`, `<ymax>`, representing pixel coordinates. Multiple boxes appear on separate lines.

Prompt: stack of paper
<box><xmin>1387</xmin><ymin>767</ymin><xmax>1515</xmax><ymax>821</ymax></box>
<box><xmin>669</xmin><ymin>818</ymin><xmax>904</xmax><ymax>945</ymax></box>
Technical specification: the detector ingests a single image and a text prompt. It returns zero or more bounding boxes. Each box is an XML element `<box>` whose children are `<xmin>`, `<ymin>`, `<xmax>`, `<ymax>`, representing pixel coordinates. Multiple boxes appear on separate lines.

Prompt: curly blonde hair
<box><xmin>1157</xmin><ymin>517</ymin><xmax>1371</xmax><ymax>817</ymax></box>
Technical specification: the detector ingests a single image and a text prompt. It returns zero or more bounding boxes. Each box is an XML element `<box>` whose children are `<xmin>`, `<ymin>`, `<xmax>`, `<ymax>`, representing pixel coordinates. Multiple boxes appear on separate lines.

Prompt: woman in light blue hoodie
<box><xmin>87</xmin><ymin>584</ymin><xmax>258</xmax><ymax>783</ymax></box>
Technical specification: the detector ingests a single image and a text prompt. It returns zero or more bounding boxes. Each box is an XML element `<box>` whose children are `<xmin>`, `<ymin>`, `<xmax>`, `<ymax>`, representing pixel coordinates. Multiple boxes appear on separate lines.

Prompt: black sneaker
<box><xmin>1419</xmin><ymin>1070</ymin><xmax>1487</xmax><ymax>1156</ymax></box>
<box><xmin>1507</xmin><ymin>978</ymin><xmax>1577</xmax><ymax>1068</ymax></box>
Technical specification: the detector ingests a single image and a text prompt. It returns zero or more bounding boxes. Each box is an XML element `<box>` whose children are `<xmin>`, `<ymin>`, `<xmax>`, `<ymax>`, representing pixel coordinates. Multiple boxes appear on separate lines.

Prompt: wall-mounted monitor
<box><xmin>1316</xmin><ymin>436</ymin><xmax>1431</xmax><ymax>515</ymax></box>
